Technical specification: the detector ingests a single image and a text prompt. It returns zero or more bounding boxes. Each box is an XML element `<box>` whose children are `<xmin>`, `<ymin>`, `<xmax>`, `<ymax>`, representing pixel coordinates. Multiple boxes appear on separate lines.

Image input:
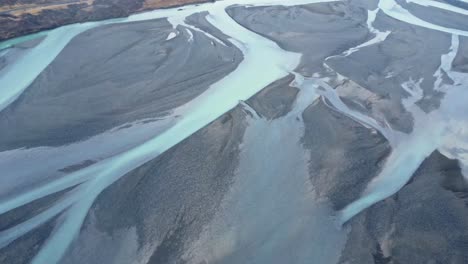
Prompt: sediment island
<box><xmin>1</xmin><ymin>0</ymin><xmax>468</xmax><ymax>263</ymax></box>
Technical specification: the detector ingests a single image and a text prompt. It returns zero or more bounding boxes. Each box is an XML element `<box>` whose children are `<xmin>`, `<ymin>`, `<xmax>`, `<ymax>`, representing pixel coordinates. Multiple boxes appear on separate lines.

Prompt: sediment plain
<box><xmin>0</xmin><ymin>0</ymin><xmax>468</xmax><ymax>263</ymax></box>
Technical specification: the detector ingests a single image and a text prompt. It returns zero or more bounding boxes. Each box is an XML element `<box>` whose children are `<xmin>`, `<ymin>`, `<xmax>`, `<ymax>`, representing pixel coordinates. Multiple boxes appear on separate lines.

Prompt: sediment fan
<box><xmin>0</xmin><ymin>0</ymin><xmax>467</xmax><ymax>263</ymax></box>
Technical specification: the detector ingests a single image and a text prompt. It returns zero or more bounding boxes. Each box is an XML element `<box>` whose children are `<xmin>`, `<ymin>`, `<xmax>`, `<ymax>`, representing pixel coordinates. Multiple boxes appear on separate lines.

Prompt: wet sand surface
<box><xmin>302</xmin><ymin>100</ymin><xmax>390</xmax><ymax>210</ymax></box>
<box><xmin>454</xmin><ymin>36</ymin><xmax>468</xmax><ymax>72</ymax></box>
<box><xmin>1</xmin><ymin>0</ymin><xmax>468</xmax><ymax>263</ymax></box>
<box><xmin>0</xmin><ymin>13</ymin><xmax>242</xmax><ymax>201</ymax></box>
<box><xmin>61</xmin><ymin>107</ymin><xmax>248</xmax><ymax>264</ymax></box>
<box><xmin>400</xmin><ymin>0</ymin><xmax>468</xmax><ymax>31</ymax></box>
<box><xmin>227</xmin><ymin>2</ymin><xmax>370</xmax><ymax>74</ymax></box>
<box><xmin>340</xmin><ymin>151</ymin><xmax>468</xmax><ymax>264</ymax></box>
<box><xmin>0</xmin><ymin>216</ymin><xmax>58</xmax><ymax>264</ymax></box>
<box><xmin>228</xmin><ymin>1</ymin><xmax>453</xmax><ymax>131</ymax></box>
<box><xmin>0</xmin><ymin>17</ymin><xmax>241</xmax><ymax>150</ymax></box>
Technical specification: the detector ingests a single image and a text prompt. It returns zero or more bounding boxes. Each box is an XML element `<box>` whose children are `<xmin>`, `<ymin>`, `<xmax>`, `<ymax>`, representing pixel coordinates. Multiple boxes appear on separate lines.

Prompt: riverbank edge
<box><xmin>0</xmin><ymin>0</ymin><xmax>216</xmax><ymax>42</ymax></box>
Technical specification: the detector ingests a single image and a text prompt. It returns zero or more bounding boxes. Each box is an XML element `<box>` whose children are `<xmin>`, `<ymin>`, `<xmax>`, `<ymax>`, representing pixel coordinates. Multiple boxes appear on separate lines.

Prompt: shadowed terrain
<box><xmin>1</xmin><ymin>0</ymin><xmax>468</xmax><ymax>263</ymax></box>
<box><xmin>0</xmin><ymin>0</ymin><xmax>211</xmax><ymax>41</ymax></box>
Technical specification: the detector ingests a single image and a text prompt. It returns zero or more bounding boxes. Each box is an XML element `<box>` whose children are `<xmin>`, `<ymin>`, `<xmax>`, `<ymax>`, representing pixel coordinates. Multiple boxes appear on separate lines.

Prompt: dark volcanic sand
<box><xmin>339</xmin><ymin>151</ymin><xmax>468</xmax><ymax>264</ymax></box>
<box><xmin>1</xmin><ymin>1</ymin><xmax>468</xmax><ymax>264</ymax></box>
<box><xmin>0</xmin><ymin>17</ymin><xmax>242</xmax><ymax>150</ymax></box>
<box><xmin>61</xmin><ymin>106</ymin><xmax>248</xmax><ymax>264</ymax></box>
<box><xmin>58</xmin><ymin>75</ymin><xmax>387</xmax><ymax>263</ymax></box>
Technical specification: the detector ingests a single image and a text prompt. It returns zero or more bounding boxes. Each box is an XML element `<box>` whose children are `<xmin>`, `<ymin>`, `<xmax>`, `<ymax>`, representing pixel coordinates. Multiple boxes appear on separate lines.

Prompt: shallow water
<box><xmin>0</xmin><ymin>1</ymin><xmax>307</xmax><ymax>263</ymax></box>
<box><xmin>338</xmin><ymin>25</ymin><xmax>468</xmax><ymax>224</ymax></box>
<box><xmin>185</xmin><ymin>72</ymin><xmax>347</xmax><ymax>264</ymax></box>
<box><xmin>1</xmin><ymin>0</ymin><xmax>468</xmax><ymax>263</ymax></box>
<box><xmin>380</xmin><ymin>0</ymin><xmax>468</xmax><ymax>36</ymax></box>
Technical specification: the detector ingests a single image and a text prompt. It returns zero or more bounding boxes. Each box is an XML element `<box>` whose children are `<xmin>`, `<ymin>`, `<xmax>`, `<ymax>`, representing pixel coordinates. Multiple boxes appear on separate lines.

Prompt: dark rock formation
<box><xmin>0</xmin><ymin>0</ymin><xmax>210</xmax><ymax>41</ymax></box>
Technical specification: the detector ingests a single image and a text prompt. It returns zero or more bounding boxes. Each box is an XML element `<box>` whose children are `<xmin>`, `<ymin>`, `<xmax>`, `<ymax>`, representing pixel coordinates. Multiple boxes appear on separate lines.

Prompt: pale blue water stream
<box><xmin>1</xmin><ymin>0</ymin><xmax>468</xmax><ymax>263</ymax></box>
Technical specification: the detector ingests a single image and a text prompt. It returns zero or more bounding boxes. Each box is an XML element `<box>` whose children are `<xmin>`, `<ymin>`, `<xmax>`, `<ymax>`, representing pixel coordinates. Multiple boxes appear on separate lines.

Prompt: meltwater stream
<box><xmin>32</xmin><ymin>6</ymin><xmax>299</xmax><ymax>264</ymax></box>
<box><xmin>337</xmin><ymin>2</ymin><xmax>468</xmax><ymax>224</ymax></box>
<box><xmin>1</xmin><ymin>0</ymin><xmax>468</xmax><ymax>263</ymax></box>
<box><xmin>0</xmin><ymin>0</ymin><xmax>337</xmax><ymax>263</ymax></box>
<box><xmin>184</xmin><ymin>74</ymin><xmax>347</xmax><ymax>264</ymax></box>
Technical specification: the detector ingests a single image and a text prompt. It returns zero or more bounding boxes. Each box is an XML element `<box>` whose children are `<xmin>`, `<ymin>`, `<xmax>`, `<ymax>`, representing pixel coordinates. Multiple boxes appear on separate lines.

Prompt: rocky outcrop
<box><xmin>0</xmin><ymin>0</ymin><xmax>211</xmax><ymax>41</ymax></box>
